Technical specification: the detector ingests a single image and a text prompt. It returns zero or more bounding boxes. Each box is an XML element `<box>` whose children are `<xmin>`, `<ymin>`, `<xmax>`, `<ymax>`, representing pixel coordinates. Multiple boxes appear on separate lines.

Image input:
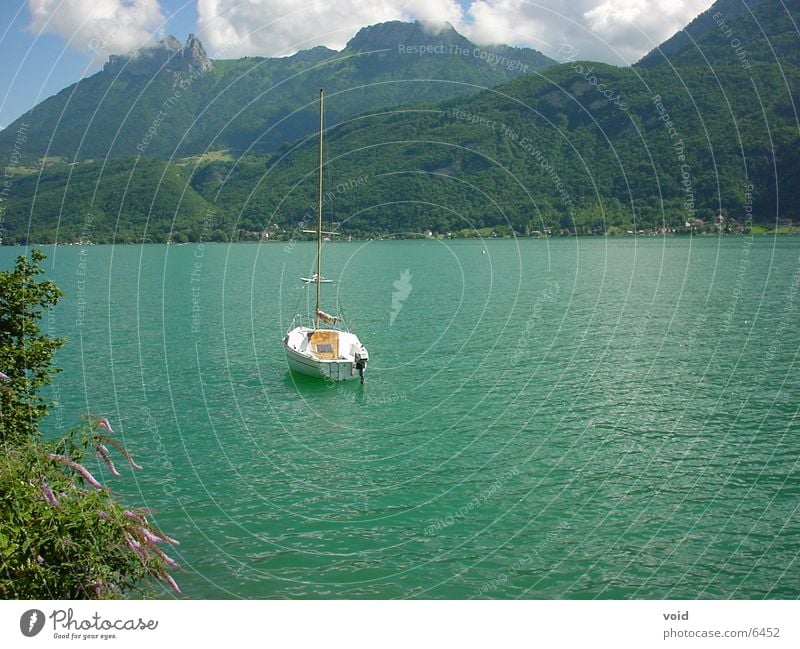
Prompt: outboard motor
<box><xmin>355</xmin><ymin>349</ymin><xmax>367</xmax><ymax>384</ymax></box>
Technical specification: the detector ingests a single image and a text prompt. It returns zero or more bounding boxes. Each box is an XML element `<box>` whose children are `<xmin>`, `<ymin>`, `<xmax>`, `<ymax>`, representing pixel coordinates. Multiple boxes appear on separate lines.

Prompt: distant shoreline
<box><xmin>4</xmin><ymin>231</ymin><xmax>798</xmax><ymax>248</ymax></box>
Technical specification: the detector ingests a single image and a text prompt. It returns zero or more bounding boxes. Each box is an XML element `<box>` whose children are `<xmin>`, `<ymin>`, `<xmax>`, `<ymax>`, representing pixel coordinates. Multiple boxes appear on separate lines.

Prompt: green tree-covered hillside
<box><xmin>0</xmin><ymin>2</ymin><xmax>797</xmax><ymax>243</ymax></box>
<box><xmin>0</xmin><ymin>22</ymin><xmax>553</xmax><ymax>161</ymax></box>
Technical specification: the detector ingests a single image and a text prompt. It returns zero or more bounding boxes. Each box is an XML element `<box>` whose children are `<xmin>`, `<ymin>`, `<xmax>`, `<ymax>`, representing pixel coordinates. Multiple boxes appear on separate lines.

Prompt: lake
<box><xmin>3</xmin><ymin>235</ymin><xmax>798</xmax><ymax>598</ymax></box>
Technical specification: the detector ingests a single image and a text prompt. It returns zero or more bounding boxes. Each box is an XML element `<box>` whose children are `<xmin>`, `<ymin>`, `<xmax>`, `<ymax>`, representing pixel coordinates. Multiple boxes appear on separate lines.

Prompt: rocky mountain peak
<box><xmin>104</xmin><ymin>34</ymin><xmax>213</xmax><ymax>76</ymax></box>
<box><xmin>344</xmin><ymin>20</ymin><xmax>470</xmax><ymax>53</ymax></box>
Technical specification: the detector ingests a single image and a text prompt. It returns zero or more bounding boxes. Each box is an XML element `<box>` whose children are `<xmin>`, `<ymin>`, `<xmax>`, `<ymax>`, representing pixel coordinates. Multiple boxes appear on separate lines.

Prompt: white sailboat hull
<box><xmin>283</xmin><ymin>326</ymin><xmax>368</xmax><ymax>382</ymax></box>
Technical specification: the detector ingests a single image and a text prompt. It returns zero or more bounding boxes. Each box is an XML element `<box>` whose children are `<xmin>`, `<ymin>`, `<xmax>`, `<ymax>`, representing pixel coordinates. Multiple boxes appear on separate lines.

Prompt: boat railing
<box><xmin>288</xmin><ymin>313</ymin><xmax>314</xmax><ymax>331</ymax></box>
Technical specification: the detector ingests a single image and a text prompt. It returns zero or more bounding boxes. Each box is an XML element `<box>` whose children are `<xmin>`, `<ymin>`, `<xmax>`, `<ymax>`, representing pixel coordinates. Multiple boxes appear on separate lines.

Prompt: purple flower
<box><xmin>140</xmin><ymin>527</ymin><xmax>165</xmax><ymax>544</ymax></box>
<box><xmin>98</xmin><ymin>510</ymin><xmax>112</xmax><ymax>521</ymax></box>
<box><xmin>161</xmin><ymin>553</ymin><xmax>180</xmax><ymax>569</ymax></box>
<box><xmin>96</xmin><ymin>444</ymin><xmax>121</xmax><ymax>477</ymax></box>
<box><xmin>41</xmin><ymin>480</ymin><xmax>59</xmax><ymax>508</ymax></box>
<box><xmin>36</xmin><ymin>554</ymin><xmax>45</xmax><ymax>564</ymax></box>
<box><xmin>124</xmin><ymin>534</ymin><xmax>147</xmax><ymax>562</ymax></box>
<box><xmin>47</xmin><ymin>454</ymin><xmax>104</xmax><ymax>489</ymax></box>
<box><xmin>124</xmin><ymin>510</ymin><xmax>143</xmax><ymax>522</ymax></box>
<box><xmin>147</xmin><ymin>543</ymin><xmax>181</xmax><ymax>569</ymax></box>
<box><xmin>0</xmin><ymin>371</ymin><xmax>9</xmax><ymax>381</ymax></box>
<box><xmin>164</xmin><ymin>573</ymin><xmax>181</xmax><ymax>594</ymax></box>
<box><xmin>95</xmin><ymin>417</ymin><xmax>115</xmax><ymax>434</ymax></box>
<box><xmin>99</xmin><ymin>436</ymin><xmax>142</xmax><ymax>470</ymax></box>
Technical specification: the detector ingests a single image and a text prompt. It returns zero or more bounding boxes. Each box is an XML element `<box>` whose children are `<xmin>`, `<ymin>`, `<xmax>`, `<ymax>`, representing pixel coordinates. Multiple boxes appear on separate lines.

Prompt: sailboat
<box><xmin>283</xmin><ymin>89</ymin><xmax>369</xmax><ymax>383</ymax></box>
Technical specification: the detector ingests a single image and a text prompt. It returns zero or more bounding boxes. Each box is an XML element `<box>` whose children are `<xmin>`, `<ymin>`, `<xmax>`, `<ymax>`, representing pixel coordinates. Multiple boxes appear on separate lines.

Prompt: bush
<box><xmin>0</xmin><ymin>250</ymin><xmax>180</xmax><ymax>598</ymax></box>
<box><xmin>0</xmin><ymin>249</ymin><xmax>63</xmax><ymax>446</ymax></box>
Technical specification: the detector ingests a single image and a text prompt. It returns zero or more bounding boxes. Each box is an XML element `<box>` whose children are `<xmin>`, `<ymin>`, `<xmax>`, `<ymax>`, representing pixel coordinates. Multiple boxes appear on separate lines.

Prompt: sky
<box><xmin>0</xmin><ymin>0</ymin><xmax>715</xmax><ymax>129</ymax></box>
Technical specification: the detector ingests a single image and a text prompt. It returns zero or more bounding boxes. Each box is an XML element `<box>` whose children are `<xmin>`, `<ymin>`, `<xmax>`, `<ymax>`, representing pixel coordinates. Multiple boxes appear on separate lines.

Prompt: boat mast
<box><xmin>315</xmin><ymin>88</ymin><xmax>324</xmax><ymax>330</ymax></box>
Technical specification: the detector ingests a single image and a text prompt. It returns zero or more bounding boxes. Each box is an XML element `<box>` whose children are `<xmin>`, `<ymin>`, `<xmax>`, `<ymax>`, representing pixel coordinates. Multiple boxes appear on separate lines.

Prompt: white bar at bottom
<box><xmin>0</xmin><ymin>600</ymin><xmax>797</xmax><ymax>648</ymax></box>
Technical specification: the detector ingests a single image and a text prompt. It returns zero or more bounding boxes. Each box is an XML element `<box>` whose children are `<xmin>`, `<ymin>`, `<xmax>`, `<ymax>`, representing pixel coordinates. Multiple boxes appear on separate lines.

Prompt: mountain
<box><xmin>638</xmin><ymin>0</ymin><xmax>800</xmax><ymax>69</ymax></box>
<box><xmin>176</xmin><ymin>0</ymin><xmax>798</xmax><ymax>237</ymax></box>
<box><xmin>636</xmin><ymin>0</ymin><xmax>769</xmax><ymax>66</ymax></box>
<box><xmin>1</xmin><ymin>3</ymin><xmax>798</xmax><ymax>245</ymax></box>
<box><xmin>0</xmin><ymin>22</ymin><xmax>554</xmax><ymax>161</ymax></box>
<box><xmin>103</xmin><ymin>34</ymin><xmax>213</xmax><ymax>76</ymax></box>
<box><xmin>193</xmin><ymin>58</ymin><xmax>798</xmax><ymax>236</ymax></box>
<box><xmin>4</xmin><ymin>157</ymin><xmax>215</xmax><ymax>244</ymax></box>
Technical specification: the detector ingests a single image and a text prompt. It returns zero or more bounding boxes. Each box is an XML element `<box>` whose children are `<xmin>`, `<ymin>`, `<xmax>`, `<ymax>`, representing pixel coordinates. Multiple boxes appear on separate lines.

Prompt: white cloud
<box><xmin>27</xmin><ymin>0</ymin><xmax>716</xmax><ymax>65</ymax></box>
<box><xmin>197</xmin><ymin>0</ymin><xmax>464</xmax><ymax>57</ymax></box>
<box><xmin>197</xmin><ymin>0</ymin><xmax>715</xmax><ymax>65</ymax></box>
<box><xmin>461</xmin><ymin>0</ymin><xmax>715</xmax><ymax>65</ymax></box>
<box><xmin>28</xmin><ymin>0</ymin><xmax>166</xmax><ymax>58</ymax></box>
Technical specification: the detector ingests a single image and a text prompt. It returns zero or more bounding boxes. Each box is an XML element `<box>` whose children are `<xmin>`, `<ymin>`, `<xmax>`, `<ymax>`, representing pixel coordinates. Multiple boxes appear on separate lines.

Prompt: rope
<box><xmin>337</xmin><ymin>295</ymin><xmax>350</xmax><ymax>332</ymax></box>
<box><xmin>292</xmin><ymin>285</ymin><xmax>304</xmax><ymax>327</ymax></box>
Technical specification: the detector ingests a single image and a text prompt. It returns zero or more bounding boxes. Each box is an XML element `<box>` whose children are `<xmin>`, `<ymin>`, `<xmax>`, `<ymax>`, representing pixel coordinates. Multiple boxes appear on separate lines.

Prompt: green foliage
<box><xmin>0</xmin><ymin>159</ymin><xmax>223</xmax><ymax>245</ymax></box>
<box><xmin>0</xmin><ymin>251</ymin><xmax>180</xmax><ymax>598</ymax></box>
<box><xmin>0</xmin><ymin>427</ymin><xmax>178</xmax><ymax>599</ymax></box>
<box><xmin>0</xmin><ymin>249</ymin><xmax>64</xmax><ymax>445</ymax></box>
<box><xmin>1</xmin><ymin>6</ymin><xmax>798</xmax><ymax>243</ymax></box>
<box><xmin>197</xmin><ymin>51</ymin><xmax>798</xmax><ymax>235</ymax></box>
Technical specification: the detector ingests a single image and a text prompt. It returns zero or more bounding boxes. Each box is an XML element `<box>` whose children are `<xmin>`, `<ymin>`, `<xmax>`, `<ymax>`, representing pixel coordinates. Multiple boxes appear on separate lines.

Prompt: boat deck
<box><xmin>308</xmin><ymin>330</ymin><xmax>339</xmax><ymax>359</ymax></box>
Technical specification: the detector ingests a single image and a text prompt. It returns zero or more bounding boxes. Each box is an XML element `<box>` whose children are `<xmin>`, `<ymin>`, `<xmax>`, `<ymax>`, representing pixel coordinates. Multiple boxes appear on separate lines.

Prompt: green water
<box><xmin>4</xmin><ymin>236</ymin><xmax>799</xmax><ymax>599</ymax></box>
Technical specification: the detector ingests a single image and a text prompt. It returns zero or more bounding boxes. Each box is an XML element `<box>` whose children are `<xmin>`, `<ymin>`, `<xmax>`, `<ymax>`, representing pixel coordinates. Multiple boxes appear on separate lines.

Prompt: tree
<box><xmin>0</xmin><ymin>248</ymin><xmax>63</xmax><ymax>446</ymax></box>
<box><xmin>0</xmin><ymin>250</ymin><xmax>181</xmax><ymax>598</ymax></box>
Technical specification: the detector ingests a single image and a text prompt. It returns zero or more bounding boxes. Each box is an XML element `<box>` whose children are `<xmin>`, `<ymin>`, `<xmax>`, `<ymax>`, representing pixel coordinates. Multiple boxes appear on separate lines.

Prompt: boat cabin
<box><xmin>307</xmin><ymin>330</ymin><xmax>339</xmax><ymax>359</ymax></box>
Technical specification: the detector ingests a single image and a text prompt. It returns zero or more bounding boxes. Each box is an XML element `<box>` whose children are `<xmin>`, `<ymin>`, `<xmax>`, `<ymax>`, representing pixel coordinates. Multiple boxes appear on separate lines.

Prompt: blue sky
<box><xmin>0</xmin><ymin>0</ymin><xmax>197</xmax><ymax>128</ymax></box>
<box><xmin>0</xmin><ymin>0</ymin><xmax>713</xmax><ymax>129</ymax></box>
